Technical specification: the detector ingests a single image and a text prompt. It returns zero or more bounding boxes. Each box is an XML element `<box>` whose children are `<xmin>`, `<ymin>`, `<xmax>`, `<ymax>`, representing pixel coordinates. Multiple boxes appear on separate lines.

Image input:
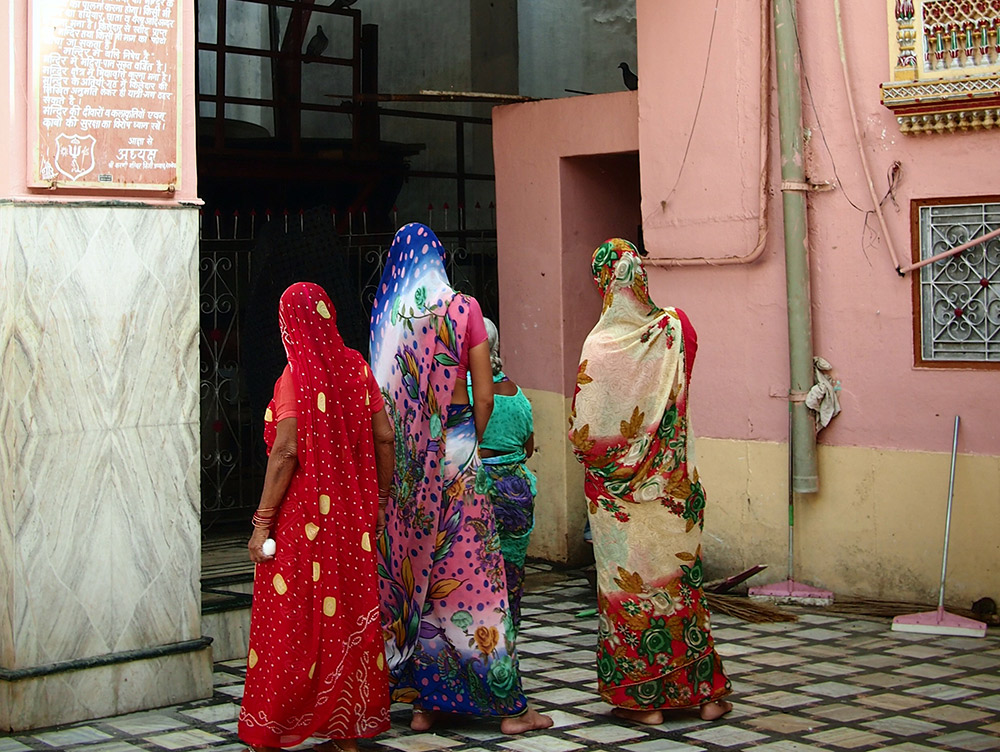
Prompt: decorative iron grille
<box><xmin>199</xmin><ymin>219</ymin><xmax>499</xmax><ymax>531</ymax></box>
<box><xmin>200</xmin><ymin>239</ymin><xmax>259</xmax><ymax>531</ymax></box>
<box><xmin>917</xmin><ymin>200</ymin><xmax>1000</xmax><ymax>364</ymax></box>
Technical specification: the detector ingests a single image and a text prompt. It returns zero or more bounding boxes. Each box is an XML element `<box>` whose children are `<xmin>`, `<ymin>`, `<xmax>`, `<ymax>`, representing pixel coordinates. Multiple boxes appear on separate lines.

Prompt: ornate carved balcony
<box><xmin>882</xmin><ymin>0</ymin><xmax>1000</xmax><ymax>133</ymax></box>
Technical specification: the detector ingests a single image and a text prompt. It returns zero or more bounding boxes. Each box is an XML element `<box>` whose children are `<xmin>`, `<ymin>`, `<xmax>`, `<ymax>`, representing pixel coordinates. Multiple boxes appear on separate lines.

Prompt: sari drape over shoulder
<box><xmin>239</xmin><ymin>282</ymin><xmax>390</xmax><ymax>748</ymax></box>
<box><xmin>568</xmin><ymin>239</ymin><xmax>731</xmax><ymax>711</ymax></box>
<box><xmin>371</xmin><ymin>223</ymin><xmax>527</xmax><ymax>717</ymax></box>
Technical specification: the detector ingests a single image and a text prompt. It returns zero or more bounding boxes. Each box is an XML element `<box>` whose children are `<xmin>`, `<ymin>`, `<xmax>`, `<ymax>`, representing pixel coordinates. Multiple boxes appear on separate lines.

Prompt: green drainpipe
<box><xmin>773</xmin><ymin>0</ymin><xmax>818</xmax><ymax>493</ymax></box>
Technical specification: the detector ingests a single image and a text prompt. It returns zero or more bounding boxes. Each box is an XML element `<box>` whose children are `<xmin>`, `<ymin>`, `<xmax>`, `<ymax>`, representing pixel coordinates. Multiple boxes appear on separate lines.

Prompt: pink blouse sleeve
<box><xmin>465</xmin><ymin>296</ymin><xmax>488</xmax><ymax>349</ymax></box>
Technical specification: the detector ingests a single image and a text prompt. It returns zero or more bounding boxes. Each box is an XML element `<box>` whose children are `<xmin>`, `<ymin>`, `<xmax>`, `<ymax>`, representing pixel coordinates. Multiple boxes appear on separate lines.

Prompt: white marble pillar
<box><xmin>0</xmin><ymin>202</ymin><xmax>212</xmax><ymax>731</ymax></box>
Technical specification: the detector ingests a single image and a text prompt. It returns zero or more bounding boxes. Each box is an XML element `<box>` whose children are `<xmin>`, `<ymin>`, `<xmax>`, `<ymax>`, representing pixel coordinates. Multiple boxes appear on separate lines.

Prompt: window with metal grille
<box><xmin>913</xmin><ymin>197</ymin><xmax>1000</xmax><ymax>367</ymax></box>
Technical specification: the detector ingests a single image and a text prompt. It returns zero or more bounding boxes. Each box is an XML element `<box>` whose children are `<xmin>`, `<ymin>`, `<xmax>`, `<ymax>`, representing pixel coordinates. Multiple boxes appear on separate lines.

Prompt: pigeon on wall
<box><xmin>305</xmin><ymin>25</ymin><xmax>328</xmax><ymax>61</ymax></box>
<box><xmin>618</xmin><ymin>62</ymin><xmax>638</xmax><ymax>91</ymax></box>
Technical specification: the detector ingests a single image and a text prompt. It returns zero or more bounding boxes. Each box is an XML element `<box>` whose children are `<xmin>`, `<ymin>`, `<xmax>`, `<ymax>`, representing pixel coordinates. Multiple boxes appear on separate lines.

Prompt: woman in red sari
<box><xmin>238</xmin><ymin>282</ymin><xmax>393</xmax><ymax>752</ymax></box>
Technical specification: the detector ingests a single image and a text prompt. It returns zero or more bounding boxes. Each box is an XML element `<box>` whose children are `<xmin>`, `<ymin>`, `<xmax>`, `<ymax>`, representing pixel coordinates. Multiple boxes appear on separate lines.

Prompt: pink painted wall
<box><xmin>0</xmin><ymin>0</ymin><xmax>199</xmax><ymax>203</ymax></box>
<box><xmin>496</xmin><ymin>0</ymin><xmax>1000</xmax><ymax>457</ymax></box>
<box><xmin>493</xmin><ymin>92</ymin><xmax>640</xmax><ymax>397</ymax></box>
<box><xmin>638</xmin><ymin>1</ymin><xmax>765</xmax><ymax>261</ymax></box>
<box><xmin>559</xmin><ymin>153</ymin><xmax>642</xmax><ymax>394</ymax></box>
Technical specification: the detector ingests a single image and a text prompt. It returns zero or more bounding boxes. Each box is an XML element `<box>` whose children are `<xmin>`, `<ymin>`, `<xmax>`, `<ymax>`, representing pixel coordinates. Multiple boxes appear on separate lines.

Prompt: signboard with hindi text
<box><xmin>29</xmin><ymin>0</ymin><xmax>182</xmax><ymax>191</ymax></box>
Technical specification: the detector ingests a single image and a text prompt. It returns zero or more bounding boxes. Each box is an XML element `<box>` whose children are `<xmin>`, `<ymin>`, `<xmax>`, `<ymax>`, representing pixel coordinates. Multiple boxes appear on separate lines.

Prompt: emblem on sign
<box><xmin>54</xmin><ymin>134</ymin><xmax>97</xmax><ymax>181</ymax></box>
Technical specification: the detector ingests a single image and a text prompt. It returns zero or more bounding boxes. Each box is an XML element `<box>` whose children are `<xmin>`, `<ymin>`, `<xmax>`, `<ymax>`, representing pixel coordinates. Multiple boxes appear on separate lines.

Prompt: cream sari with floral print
<box><xmin>569</xmin><ymin>239</ymin><xmax>730</xmax><ymax>711</ymax></box>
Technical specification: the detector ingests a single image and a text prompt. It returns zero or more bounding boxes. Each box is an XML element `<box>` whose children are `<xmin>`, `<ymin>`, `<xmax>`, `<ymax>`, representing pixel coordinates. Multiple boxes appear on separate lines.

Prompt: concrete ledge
<box><xmin>0</xmin><ymin>643</ymin><xmax>213</xmax><ymax>731</ymax></box>
<box><xmin>201</xmin><ymin>580</ymin><xmax>253</xmax><ymax>663</ymax></box>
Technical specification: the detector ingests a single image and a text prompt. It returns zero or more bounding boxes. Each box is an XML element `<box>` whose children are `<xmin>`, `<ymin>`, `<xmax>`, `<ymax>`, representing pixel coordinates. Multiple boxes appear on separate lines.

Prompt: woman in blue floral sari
<box><xmin>371</xmin><ymin>223</ymin><xmax>552</xmax><ymax>734</ymax></box>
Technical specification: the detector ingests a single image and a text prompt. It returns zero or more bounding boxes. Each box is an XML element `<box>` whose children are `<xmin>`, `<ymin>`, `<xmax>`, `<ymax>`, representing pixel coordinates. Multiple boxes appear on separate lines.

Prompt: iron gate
<box><xmin>199</xmin><ymin>218</ymin><xmax>499</xmax><ymax>532</ymax></box>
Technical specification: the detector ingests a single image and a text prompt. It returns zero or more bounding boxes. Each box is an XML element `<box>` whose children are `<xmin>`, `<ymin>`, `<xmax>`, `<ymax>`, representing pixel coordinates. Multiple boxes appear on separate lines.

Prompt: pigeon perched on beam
<box><xmin>305</xmin><ymin>25</ymin><xmax>328</xmax><ymax>62</ymax></box>
<box><xmin>618</xmin><ymin>62</ymin><xmax>638</xmax><ymax>91</ymax></box>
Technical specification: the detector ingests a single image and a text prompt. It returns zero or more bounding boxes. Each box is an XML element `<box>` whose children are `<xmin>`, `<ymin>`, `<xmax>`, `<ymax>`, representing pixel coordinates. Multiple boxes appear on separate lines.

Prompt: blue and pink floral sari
<box><xmin>568</xmin><ymin>239</ymin><xmax>731</xmax><ymax>712</ymax></box>
<box><xmin>370</xmin><ymin>223</ymin><xmax>527</xmax><ymax>717</ymax></box>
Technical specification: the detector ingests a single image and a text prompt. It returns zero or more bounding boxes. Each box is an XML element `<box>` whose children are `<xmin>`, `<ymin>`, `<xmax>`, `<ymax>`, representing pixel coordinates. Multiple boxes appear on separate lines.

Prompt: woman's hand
<box><xmin>376</xmin><ymin>504</ymin><xmax>387</xmax><ymax>536</ymax></box>
<box><xmin>248</xmin><ymin>527</ymin><xmax>274</xmax><ymax>563</ymax></box>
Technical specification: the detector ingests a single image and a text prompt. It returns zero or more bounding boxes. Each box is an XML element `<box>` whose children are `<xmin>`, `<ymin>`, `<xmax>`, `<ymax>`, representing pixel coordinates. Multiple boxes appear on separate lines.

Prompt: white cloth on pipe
<box><xmin>806</xmin><ymin>356</ymin><xmax>840</xmax><ymax>433</ymax></box>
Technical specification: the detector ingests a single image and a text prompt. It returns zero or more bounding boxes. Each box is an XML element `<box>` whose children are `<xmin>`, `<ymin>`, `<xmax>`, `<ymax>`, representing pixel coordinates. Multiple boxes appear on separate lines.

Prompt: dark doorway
<box><xmin>195</xmin><ymin>2</ymin><xmax>500</xmax><ymax>533</ymax></box>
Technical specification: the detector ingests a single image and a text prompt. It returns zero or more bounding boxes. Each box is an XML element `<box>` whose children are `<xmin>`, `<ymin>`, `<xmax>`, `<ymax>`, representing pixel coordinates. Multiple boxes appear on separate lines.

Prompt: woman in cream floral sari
<box><xmin>569</xmin><ymin>239</ymin><xmax>732</xmax><ymax>724</ymax></box>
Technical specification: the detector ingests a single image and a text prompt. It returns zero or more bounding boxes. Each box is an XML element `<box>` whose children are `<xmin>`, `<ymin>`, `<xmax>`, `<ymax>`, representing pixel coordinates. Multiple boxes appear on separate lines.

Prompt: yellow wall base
<box><xmin>524</xmin><ymin>389</ymin><xmax>590</xmax><ymax>566</ymax></box>
<box><xmin>522</xmin><ymin>386</ymin><xmax>999</xmax><ymax>606</ymax></box>
<box><xmin>698</xmin><ymin>437</ymin><xmax>999</xmax><ymax>607</ymax></box>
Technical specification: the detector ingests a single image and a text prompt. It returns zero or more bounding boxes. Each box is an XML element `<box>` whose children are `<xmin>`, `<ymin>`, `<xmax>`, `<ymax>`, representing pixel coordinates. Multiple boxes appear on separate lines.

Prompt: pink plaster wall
<box><xmin>638</xmin><ymin>0</ymin><xmax>765</xmax><ymax>260</ymax></box>
<box><xmin>0</xmin><ymin>0</ymin><xmax>199</xmax><ymax>203</ymax></box>
<box><xmin>495</xmin><ymin>0</ymin><xmax>1000</xmax><ymax>457</ymax></box>
<box><xmin>493</xmin><ymin>92</ymin><xmax>640</xmax><ymax>397</ymax></box>
<box><xmin>559</xmin><ymin>154</ymin><xmax>642</xmax><ymax>394</ymax></box>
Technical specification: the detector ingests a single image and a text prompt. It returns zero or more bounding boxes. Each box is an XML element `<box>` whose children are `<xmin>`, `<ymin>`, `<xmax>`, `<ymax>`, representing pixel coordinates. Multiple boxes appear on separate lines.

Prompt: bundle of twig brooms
<box><xmin>704</xmin><ymin>565</ymin><xmax>798</xmax><ymax>624</ymax></box>
<box><xmin>705</xmin><ymin>592</ymin><xmax>798</xmax><ymax>624</ymax></box>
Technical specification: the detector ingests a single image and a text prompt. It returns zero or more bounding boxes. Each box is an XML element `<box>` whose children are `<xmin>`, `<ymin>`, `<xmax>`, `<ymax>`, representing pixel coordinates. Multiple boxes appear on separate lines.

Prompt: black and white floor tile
<box><xmin>3</xmin><ymin>565</ymin><xmax>998</xmax><ymax>752</ymax></box>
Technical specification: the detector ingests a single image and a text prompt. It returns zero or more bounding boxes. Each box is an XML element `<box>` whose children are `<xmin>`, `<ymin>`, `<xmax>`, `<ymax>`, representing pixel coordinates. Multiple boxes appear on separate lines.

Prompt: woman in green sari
<box><xmin>472</xmin><ymin>318</ymin><xmax>537</xmax><ymax>632</ymax></box>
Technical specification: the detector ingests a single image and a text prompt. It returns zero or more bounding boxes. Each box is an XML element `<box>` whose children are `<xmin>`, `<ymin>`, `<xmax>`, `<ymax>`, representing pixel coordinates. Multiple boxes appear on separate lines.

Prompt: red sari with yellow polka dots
<box><xmin>238</xmin><ymin>282</ymin><xmax>390</xmax><ymax>748</ymax></box>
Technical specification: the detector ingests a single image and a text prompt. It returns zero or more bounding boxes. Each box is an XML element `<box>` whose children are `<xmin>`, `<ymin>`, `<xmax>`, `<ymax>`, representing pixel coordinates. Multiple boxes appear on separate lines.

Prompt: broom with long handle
<box><xmin>891</xmin><ymin>416</ymin><xmax>986</xmax><ymax>638</ymax></box>
<box><xmin>747</xmin><ymin>408</ymin><xmax>832</xmax><ymax>605</ymax></box>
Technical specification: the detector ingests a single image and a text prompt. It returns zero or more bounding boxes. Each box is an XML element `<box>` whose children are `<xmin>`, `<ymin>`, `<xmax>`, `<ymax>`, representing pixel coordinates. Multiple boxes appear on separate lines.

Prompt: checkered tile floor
<box><xmin>4</xmin><ymin>565</ymin><xmax>999</xmax><ymax>752</ymax></box>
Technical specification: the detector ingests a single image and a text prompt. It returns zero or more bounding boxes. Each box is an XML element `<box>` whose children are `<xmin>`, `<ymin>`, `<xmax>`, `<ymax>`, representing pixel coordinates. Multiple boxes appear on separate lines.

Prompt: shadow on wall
<box><xmin>559</xmin><ymin>151</ymin><xmax>642</xmax><ymax>393</ymax></box>
<box><xmin>559</xmin><ymin>150</ymin><xmax>642</xmax><ymax>566</ymax></box>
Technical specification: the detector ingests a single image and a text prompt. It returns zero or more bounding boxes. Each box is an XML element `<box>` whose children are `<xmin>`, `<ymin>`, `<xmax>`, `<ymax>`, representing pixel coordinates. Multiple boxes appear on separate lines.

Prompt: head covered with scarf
<box><xmin>569</xmin><ymin>238</ymin><xmax>698</xmax><ymax>494</ymax></box>
<box><xmin>242</xmin><ymin>281</ymin><xmax>388</xmax><ymax>746</ymax></box>
<box><xmin>369</xmin><ymin>223</ymin><xmax>474</xmax><ymax>463</ymax></box>
<box><xmin>270</xmin><ymin>281</ymin><xmax>372</xmax><ymax>476</ymax></box>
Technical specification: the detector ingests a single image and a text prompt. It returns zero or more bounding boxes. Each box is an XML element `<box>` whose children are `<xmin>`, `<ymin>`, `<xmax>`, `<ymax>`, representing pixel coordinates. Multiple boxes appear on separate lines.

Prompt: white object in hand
<box><xmin>262</xmin><ymin>538</ymin><xmax>276</xmax><ymax>557</ymax></box>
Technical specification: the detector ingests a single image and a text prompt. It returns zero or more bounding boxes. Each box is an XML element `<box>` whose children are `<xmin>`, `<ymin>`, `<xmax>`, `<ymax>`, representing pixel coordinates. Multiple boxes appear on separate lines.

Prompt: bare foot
<box><xmin>699</xmin><ymin>699</ymin><xmax>733</xmax><ymax>721</ymax></box>
<box><xmin>410</xmin><ymin>709</ymin><xmax>440</xmax><ymax>731</ymax></box>
<box><xmin>611</xmin><ymin>707</ymin><xmax>664</xmax><ymax>725</ymax></box>
<box><xmin>501</xmin><ymin>707</ymin><xmax>554</xmax><ymax>735</ymax></box>
<box><xmin>313</xmin><ymin>741</ymin><xmax>358</xmax><ymax>752</ymax></box>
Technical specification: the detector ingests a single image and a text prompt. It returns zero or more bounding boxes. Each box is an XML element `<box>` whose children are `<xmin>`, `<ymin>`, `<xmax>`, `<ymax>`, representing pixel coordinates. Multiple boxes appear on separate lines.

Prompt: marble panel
<box><xmin>10</xmin><ymin>424</ymin><xmax>201</xmax><ymax>665</ymax></box>
<box><xmin>0</xmin><ymin>203</ymin><xmax>208</xmax><ymax>728</ymax></box>
<box><xmin>0</xmin><ymin>643</ymin><xmax>212</xmax><ymax>731</ymax></box>
<box><xmin>1</xmin><ymin>204</ymin><xmax>201</xmax><ymax>670</ymax></box>
<box><xmin>0</xmin><ymin>445</ymin><xmax>12</xmax><ymax>667</ymax></box>
<box><xmin>1</xmin><ymin>205</ymin><xmax>199</xmax><ymax>432</ymax></box>
<box><xmin>0</xmin><ymin>209</ymin><xmax>18</xmax><ymax>670</ymax></box>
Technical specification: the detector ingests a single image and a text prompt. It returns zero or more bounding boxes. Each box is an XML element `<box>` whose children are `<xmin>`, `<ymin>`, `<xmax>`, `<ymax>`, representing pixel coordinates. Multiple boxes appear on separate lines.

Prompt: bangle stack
<box><xmin>377</xmin><ymin>490</ymin><xmax>390</xmax><ymax>507</ymax></box>
<box><xmin>252</xmin><ymin>508</ymin><xmax>277</xmax><ymax>529</ymax></box>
